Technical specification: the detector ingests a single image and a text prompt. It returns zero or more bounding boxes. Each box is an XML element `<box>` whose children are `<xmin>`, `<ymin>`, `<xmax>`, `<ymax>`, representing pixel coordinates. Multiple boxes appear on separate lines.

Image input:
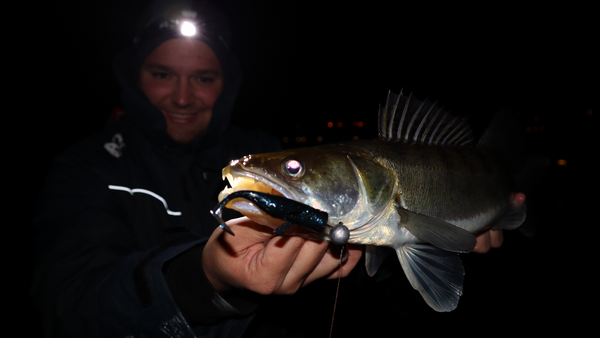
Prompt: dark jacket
<box><xmin>31</xmin><ymin>41</ymin><xmax>281</xmax><ymax>337</ymax></box>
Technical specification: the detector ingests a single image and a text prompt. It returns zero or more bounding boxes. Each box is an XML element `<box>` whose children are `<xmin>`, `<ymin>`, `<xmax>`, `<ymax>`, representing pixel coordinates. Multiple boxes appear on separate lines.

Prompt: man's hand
<box><xmin>473</xmin><ymin>192</ymin><xmax>526</xmax><ymax>253</ymax></box>
<box><xmin>202</xmin><ymin>217</ymin><xmax>362</xmax><ymax>295</ymax></box>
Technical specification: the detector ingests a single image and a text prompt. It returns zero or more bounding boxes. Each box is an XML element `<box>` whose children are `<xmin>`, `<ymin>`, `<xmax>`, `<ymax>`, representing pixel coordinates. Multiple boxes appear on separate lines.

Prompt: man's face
<box><xmin>139</xmin><ymin>39</ymin><xmax>223</xmax><ymax>144</ymax></box>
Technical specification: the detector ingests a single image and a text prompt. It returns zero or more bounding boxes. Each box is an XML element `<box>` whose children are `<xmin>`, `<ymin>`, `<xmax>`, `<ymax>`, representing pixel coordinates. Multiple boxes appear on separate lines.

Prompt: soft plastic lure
<box><xmin>210</xmin><ymin>190</ymin><xmax>349</xmax><ymax>245</ymax></box>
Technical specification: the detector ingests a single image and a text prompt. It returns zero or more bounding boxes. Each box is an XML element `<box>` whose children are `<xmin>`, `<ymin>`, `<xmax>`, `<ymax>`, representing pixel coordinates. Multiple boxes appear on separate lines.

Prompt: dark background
<box><xmin>21</xmin><ymin>0</ymin><xmax>596</xmax><ymax>336</ymax></box>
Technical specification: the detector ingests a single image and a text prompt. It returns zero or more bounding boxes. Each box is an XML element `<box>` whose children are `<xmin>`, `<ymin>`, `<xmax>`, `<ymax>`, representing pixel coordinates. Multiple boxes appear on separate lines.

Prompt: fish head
<box><xmin>218</xmin><ymin>144</ymin><xmax>396</xmax><ymax>230</ymax></box>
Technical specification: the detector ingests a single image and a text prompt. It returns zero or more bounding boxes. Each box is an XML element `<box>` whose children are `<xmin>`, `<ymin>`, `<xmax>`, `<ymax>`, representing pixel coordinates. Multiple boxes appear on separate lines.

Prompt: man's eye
<box><xmin>197</xmin><ymin>76</ymin><xmax>214</xmax><ymax>83</ymax></box>
<box><xmin>152</xmin><ymin>72</ymin><xmax>169</xmax><ymax>79</ymax></box>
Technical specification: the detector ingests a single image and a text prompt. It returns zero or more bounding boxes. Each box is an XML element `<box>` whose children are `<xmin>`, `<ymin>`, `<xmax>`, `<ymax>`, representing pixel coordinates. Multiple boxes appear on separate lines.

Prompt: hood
<box><xmin>112</xmin><ymin>0</ymin><xmax>242</xmax><ymax>156</ymax></box>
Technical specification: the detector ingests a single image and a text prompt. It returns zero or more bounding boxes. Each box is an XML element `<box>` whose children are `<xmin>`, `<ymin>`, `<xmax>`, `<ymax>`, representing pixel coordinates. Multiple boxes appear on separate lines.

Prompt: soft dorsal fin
<box><xmin>378</xmin><ymin>90</ymin><xmax>474</xmax><ymax>146</ymax></box>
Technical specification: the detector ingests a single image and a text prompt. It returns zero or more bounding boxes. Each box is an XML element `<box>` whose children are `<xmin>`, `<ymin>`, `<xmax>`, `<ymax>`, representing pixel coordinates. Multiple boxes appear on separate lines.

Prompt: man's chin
<box><xmin>166</xmin><ymin>127</ymin><xmax>205</xmax><ymax>144</ymax></box>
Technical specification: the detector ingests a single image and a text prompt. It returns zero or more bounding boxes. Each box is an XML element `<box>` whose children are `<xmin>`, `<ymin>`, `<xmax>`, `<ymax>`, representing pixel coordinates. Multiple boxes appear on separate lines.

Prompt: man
<box><xmin>31</xmin><ymin>0</ymin><xmax>517</xmax><ymax>337</ymax></box>
<box><xmin>31</xmin><ymin>1</ymin><xmax>361</xmax><ymax>336</ymax></box>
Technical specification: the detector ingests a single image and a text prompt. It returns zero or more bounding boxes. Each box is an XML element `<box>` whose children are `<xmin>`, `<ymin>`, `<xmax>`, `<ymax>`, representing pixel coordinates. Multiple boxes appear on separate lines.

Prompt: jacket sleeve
<box><xmin>31</xmin><ymin>147</ymin><xmax>254</xmax><ymax>338</ymax></box>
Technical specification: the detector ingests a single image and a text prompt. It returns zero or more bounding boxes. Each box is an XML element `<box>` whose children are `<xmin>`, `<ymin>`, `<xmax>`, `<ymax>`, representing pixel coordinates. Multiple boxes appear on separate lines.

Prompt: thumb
<box><xmin>217</xmin><ymin>217</ymin><xmax>277</xmax><ymax>254</ymax></box>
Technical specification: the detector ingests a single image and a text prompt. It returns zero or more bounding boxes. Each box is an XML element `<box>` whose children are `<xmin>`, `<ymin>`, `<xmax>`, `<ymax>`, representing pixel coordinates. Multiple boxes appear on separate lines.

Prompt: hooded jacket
<box><xmin>31</xmin><ymin>2</ymin><xmax>280</xmax><ymax>336</ymax></box>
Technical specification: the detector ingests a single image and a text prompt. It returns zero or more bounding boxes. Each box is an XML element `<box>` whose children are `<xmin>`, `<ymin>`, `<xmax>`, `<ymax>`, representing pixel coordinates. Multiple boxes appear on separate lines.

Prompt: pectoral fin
<box><xmin>396</xmin><ymin>244</ymin><xmax>464</xmax><ymax>312</ymax></box>
<box><xmin>397</xmin><ymin>207</ymin><xmax>476</xmax><ymax>253</ymax></box>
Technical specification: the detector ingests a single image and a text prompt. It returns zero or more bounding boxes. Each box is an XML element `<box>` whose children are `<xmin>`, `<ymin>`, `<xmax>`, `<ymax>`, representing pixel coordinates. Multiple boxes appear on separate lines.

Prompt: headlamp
<box><xmin>133</xmin><ymin>10</ymin><xmax>202</xmax><ymax>45</ymax></box>
<box><xmin>154</xmin><ymin>17</ymin><xmax>200</xmax><ymax>38</ymax></box>
<box><xmin>179</xmin><ymin>21</ymin><xmax>197</xmax><ymax>37</ymax></box>
<box><xmin>131</xmin><ymin>4</ymin><xmax>232</xmax><ymax>56</ymax></box>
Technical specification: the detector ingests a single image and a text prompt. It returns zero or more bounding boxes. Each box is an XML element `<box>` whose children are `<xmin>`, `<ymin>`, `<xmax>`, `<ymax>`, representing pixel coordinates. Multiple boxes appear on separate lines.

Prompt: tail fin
<box><xmin>478</xmin><ymin>108</ymin><xmax>527</xmax><ymax>171</ymax></box>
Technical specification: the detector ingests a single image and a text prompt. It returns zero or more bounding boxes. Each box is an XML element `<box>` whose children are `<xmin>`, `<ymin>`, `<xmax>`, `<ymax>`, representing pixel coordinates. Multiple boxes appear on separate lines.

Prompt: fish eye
<box><xmin>282</xmin><ymin>159</ymin><xmax>304</xmax><ymax>178</ymax></box>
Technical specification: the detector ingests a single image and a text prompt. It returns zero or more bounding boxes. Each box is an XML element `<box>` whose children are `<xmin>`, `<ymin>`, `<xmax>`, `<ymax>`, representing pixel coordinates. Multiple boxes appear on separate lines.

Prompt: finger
<box><xmin>323</xmin><ymin>244</ymin><xmax>363</xmax><ymax>280</ymax></box>
<box><xmin>252</xmin><ymin>234</ymin><xmax>308</xmax><ymax>292</ymax></box>
<box><xmin>307</xmin><ymin>244</ymin><xmax>346</xmax><ymax>282</ymax></box>
<box><xmin>305</xmin><ymin>243</ymin><xmax>363</xmax><ymax>281</ymax></box>
<box><xmin>473</xmin><ymin>231</ymin><xmax>491</xmax><ymax>254</ymax></box>
<box><xmin>209</xmin><ymin>224</ymin><xmax>308</xmax><ymax>295</ymax></box>
<box><xmin>513</xmin><ymin>192</ymin><xmax>526</xmax><ymax>210</ymax></box>
<box><xmin>277</xmin><ymin>239</ymin><xmax>330</xmax><ymax>292</ymax></box>
<box><xmin>218</xmin><ymin>217</ymin><xmax>275</xmax><ymax>253</ymax></box>
<box><xmin>489</xmin><ymin>229</ymin><xmax>504</xmax><ymax>248</ymax></box>
<box><xmin>203</xmin><ymin>217</ymin><xmax>280</xmax><ymax>293</ymax></box>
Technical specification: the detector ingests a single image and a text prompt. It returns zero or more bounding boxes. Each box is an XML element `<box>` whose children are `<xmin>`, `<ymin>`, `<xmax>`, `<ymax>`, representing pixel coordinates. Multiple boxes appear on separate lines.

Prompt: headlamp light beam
<box><xmin>180</xmin><ymin>21</ymin><xmax>197</xmax><ymax>37</ymax></box>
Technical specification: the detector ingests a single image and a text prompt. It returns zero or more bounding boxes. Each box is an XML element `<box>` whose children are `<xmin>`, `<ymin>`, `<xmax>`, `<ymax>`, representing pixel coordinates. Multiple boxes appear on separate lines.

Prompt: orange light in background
<box><xmin>587</xmin><ymin>109</ymin><xmax>593</xmax><ymax>116</ymax></box>
<box><xmin>357</xmin><ymin>121</ymin><xmax>364</xmax><ymax>127</ymax></box>
<box><xmin>337</xmin><ymin>122</ymin><xmax>343</xmax><ymax>128</ymax></box>
<box><xmin>283</xmin><ymin>137</ymin><xmax>289</xmax><ymax>143</ymax></box>
<box><xmin>327</xmin><ymin>122</ymin><xmax>333</xmax><ymax>128</ymax></box>
<box><xmin>353</xmin><ymin>136</ymin><xmax>359</xmax><ymax>140</ymax></box>
<box><xmin>296</xmin><ymin>137</ymin><xmax>301</xmax><ymax>143</ymax></box>
<box><xmin>557</xmin><ymin>159</ymin><xmax>567</xmax><ymax>166</ymax></box>
<box><xmin>301</xmin><ymin>137</ymin><xmax>306</xmax><ymax>142</ymax></box>
<box><xmin>317</xmin><ymin>136</ymin><xmax>323</xmax><ymax>142</ymax></box>
<box><xmin>533</xmin><ymin>116</ymin><xmax>539</xmax><ymax>122</ymax></box>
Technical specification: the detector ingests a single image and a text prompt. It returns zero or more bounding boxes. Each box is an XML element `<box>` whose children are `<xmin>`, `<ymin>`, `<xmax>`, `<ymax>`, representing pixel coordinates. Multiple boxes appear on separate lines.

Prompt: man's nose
<box><xmin>171</xmin><ymin>80</ymin><xmax>194</xmax><ymax>107</ymax></box>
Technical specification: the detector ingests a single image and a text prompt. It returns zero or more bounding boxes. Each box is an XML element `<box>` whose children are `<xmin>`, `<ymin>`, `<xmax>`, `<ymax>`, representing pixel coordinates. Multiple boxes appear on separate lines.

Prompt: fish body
<box><xmin>217</xmin><ymin>90</ymin><xmax>526</xmax><ymax>311</ymax></box>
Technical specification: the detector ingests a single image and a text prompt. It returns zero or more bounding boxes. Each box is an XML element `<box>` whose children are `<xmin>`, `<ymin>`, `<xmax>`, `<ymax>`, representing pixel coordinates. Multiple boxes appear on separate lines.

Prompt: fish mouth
<box><xmin>217</xmin><ymin>163</ymin><xmax>304</xmax><ymax>228</ymax></box>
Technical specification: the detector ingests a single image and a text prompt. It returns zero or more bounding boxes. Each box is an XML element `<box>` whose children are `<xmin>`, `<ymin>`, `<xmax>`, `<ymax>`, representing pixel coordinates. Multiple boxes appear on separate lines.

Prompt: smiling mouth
<box><xmin>164</xmin><ymin>110</ymin><xmax>198</xmax><ymax>119</ymax></box>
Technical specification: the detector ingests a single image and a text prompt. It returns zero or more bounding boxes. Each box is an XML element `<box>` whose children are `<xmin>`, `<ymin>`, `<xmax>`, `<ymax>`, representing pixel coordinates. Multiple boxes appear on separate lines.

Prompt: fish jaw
<box><xmin>217</xmin><ymin>158</ymin><xmax>306</xmax><ymax>228</ymax></box>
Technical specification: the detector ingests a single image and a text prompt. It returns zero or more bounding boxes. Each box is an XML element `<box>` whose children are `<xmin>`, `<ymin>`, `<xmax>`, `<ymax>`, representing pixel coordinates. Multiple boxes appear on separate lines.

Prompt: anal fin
<box><xmin>396</xmin><ymin>244</ymin><xmax>464</xmax><ymax>312</ymax></box>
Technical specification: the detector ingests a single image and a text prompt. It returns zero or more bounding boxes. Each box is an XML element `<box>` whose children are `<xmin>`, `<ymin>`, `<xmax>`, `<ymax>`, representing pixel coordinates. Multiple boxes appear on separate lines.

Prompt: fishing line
<box><xmin>329</xmin><ymin>245</ymin><xmax>344</xmax><ymax>338</ymax></box>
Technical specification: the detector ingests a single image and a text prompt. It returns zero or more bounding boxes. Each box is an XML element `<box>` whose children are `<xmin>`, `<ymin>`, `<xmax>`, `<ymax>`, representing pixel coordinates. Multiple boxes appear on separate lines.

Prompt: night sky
<box><xmin>23</xmin><ymin>1</ymin><xmax>596</xmax><ymax>336</ymax></box>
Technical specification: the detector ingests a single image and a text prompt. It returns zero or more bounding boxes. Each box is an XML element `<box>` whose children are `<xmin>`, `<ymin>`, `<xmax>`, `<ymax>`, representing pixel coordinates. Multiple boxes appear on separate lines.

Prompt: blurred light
<box><xmin>296</xmin><ymin>137</ymin><xmax>301</xmax><ymax>142</ymax></box>
<box><xmin>588</xmin><ymin>109</ymin><xmax>593</xmax><ymax>116</ymax></box>
<box><xmin>283</xmin><ymin>137</ymin><xmax>289</xmax><ymax>143</ymax></box>
<box><xmin>327</xmin><ymin>122</ymin><xmax>333</xmax><ymax>128</ymax></box>
<box><xmin>525</xmin><ymin>127</ymin><xmax>531</xmax><ymax>132</ymax></box>
<box><xmin>357</xmin><ymin>121</ymin><xmax>364</xmax><ymax>127</ymax></box>
<box><xmin>337</xmin><ymin>122</ymin><xmax>343</xmax><ymax>128</ymax></box>
<box><xmin>353</xmin><ymin>136</ymin><xmax>359</xmax><ymax>140</ymax></box>
<box><xmin>533</xmin><ymin>116</ymin><xmax>539</xmax><ymax>122</ymax></box>
<box><xmin>317</xmin><ymin>136</ymin><xmax>323</xmax><ymax>142</ymax></box>
<box><xmin>301</xmin><ymin>137</ymin><xmax>306</xmax><ymax>142</ymax></box>
<box><xmin>557</xmin><ymin>159</ymin><xmax>567</xmax><ymax>166</ymax></box>
<box><xmin>180</xmin><ymin>21</ymin><xmax>197</xmax><ymax>36</ymax></box>
<box><xmin>353</xmin><ymin>121</ymin><xmax>358</xmax><ymax>127</ymax></box>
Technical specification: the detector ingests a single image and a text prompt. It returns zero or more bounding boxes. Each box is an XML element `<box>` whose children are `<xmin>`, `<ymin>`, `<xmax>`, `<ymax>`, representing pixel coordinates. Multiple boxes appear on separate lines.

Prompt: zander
<box><xmin>215</xmin><ymin>90</ymin><xmax>527</xmax><ymax>312</ymax></box>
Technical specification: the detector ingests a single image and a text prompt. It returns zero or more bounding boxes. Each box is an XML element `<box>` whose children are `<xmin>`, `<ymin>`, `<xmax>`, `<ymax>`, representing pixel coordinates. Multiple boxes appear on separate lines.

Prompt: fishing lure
<box><xmin>210</xmin><ymin>190</ymin><xmax>350</xmax><ymax>245</ymax></box>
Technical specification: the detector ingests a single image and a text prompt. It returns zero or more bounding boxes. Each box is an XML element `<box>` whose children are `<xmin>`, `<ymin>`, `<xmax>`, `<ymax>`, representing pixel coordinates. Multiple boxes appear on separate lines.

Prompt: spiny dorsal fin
<box><xmin>378</xmin><ymin>90</ymin><xmax>474</xmax><ymax>146</ymax></box>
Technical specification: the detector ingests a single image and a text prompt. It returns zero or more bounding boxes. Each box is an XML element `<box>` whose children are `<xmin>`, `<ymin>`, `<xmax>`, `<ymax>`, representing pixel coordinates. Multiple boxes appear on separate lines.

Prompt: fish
<box><xmin>215</xmin><ymin>89</ymin><xmax>527</xmax><ymax>312</ymax></box>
